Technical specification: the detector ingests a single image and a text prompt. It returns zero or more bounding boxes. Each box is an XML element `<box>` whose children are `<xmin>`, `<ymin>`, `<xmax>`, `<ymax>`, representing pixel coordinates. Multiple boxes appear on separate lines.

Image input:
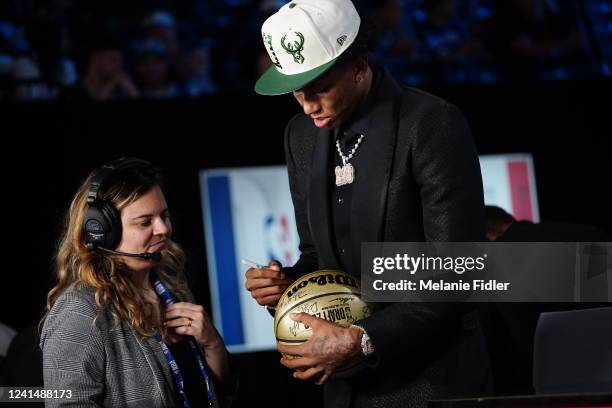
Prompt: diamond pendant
<box><xmin>335</xmin><ymin>163</ymin><xmax>355</xmax><ymax>186</ymax></box>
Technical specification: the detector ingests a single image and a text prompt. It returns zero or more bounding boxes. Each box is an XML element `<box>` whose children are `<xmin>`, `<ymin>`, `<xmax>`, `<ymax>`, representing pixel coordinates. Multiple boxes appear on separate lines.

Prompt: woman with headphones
<box><xmin>40</xmin><ymin>158</ymin><xmax>233</xmax><ymax>407</ymax></box>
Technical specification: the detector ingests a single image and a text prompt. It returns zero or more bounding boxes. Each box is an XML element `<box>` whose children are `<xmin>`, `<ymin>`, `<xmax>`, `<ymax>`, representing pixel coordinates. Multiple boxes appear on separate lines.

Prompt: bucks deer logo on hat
<box><xmin>281</xmin><ymin>31</ymin><xmax>305</xmax><ymax>64</ymax></box>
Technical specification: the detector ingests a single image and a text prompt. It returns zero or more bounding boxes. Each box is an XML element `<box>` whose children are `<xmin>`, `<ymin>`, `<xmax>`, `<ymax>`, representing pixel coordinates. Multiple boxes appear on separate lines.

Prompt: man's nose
<box><xmin>295</xmin><ymin>89</ymin><xmax>321</xmax><ymax>116</ymax></box>
<box><xmin>302</xmin><ymin>96</ymin><xmax>321</xmax><ymax>116</ymax></box>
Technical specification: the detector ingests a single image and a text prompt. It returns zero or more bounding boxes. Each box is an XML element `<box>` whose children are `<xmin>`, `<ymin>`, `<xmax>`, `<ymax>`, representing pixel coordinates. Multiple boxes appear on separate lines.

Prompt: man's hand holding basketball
<box><xmin>245</xmin><ymin>260</ymin><xmax>293</xmax><ymax>307</ymax></box>
<box><xmin>277</xmin><ymin>313</ymin><xmax>364</xmax><ymax>385</ymax></box>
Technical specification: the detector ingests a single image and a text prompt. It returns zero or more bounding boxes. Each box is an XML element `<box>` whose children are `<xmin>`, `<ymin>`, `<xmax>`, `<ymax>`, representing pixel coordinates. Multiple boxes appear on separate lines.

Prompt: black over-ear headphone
<box><xmin>83</xmin><ymin>157</ymin><xmax>151</xmax><ymax>251</ymax></box>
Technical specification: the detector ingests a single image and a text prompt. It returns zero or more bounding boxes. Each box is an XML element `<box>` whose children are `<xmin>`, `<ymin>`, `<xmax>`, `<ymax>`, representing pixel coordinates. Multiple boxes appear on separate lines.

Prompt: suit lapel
<box><xmin>308</xmin><ymin>127</ymin><xmax>341</xmax><ymax>269</ymax></box>
<box><xmin>348</xmin><ymin>74</ymin><xmax>403</xmax><ymax>274</ymax></box>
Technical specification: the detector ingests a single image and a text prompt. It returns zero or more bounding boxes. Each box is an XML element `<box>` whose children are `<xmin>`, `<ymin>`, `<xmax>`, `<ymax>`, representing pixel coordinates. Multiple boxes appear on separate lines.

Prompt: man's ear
<box><xmin>353</xmin><ymin>55</ymin><xmax>369</xmax><ymax>78</ymax></box>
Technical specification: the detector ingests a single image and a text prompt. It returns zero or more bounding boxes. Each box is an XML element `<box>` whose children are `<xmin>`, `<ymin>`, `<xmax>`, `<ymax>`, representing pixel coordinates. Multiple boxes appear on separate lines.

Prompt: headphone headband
<box><xmin>84</xmin><ymin>157</ymin><xmax>152</xmax><ymax>251</ymax></box>
<box><xmin>87</xmin><ymin>157</ymin><xmax>151</xmax><ymax>205</ymax></box>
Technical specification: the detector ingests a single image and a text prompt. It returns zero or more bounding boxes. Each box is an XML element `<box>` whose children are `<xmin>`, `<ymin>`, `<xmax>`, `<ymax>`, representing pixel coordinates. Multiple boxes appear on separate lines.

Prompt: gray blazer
<box><xmin>40</xmin><ymin>282</ymin><xmax>224</xmax><ymax>407</ymax></box>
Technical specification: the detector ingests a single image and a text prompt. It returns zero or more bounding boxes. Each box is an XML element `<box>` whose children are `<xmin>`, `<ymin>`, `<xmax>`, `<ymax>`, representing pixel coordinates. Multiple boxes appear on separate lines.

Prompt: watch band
<box><xmin>352</xmin><ymin>324</ymin><xmax>375</xmax><ymax>356</ymax></box>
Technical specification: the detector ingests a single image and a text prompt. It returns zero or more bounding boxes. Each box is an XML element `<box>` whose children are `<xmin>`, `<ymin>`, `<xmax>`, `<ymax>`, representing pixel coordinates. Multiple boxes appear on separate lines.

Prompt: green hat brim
<box><xmin>255</xmin><ymin>58</ymin><xmax>338</xmax><ymax>96</ymax></box>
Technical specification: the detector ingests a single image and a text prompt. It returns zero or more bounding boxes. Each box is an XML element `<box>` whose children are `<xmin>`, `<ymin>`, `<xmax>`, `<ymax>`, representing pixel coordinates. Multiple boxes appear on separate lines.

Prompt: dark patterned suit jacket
<box><xmin>283</xmin><ymin>70</ymin><xmax>491</xmax><ymax>408</ymax></box>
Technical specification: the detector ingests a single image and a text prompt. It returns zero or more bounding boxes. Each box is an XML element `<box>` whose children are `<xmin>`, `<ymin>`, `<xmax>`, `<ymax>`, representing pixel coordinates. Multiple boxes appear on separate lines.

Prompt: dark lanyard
<box><xmin>151</xmin><ymin>274</ymin><xmax>214</xmax><ymax>407</ymax></box>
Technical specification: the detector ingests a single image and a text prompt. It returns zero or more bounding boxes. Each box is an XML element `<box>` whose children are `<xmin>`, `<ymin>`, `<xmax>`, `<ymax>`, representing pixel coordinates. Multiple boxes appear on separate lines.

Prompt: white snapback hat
<box><xmin>255</xmin><ymin>0</ymin><xmax>361</xmax><ymax>95</ymax></box>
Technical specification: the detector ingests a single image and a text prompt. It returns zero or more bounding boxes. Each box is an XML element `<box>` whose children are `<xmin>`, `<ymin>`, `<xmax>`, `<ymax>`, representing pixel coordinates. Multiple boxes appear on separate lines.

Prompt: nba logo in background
<box><xmin>265</xmin><ymin>214</ymin><xmax>296</xmax><ymax>267</ymax></box>
<box><xmin>200</xmin><ymin>166</ymin><xmax>299</xmax><ymax>352</ymax></box>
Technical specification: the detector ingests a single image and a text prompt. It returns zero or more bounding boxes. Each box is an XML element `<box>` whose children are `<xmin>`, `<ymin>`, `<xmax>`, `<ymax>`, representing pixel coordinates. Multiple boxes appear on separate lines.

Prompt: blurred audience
<box><xmin>142</xmin><ymin>10</ymin><xmax>182</xmax><ymax>65</ymax></box>
<box><xmin>494</xmin><ymin>0</ymin><xmax>588</xmax><ymax>79</ymax></box>
<box><xmin>66</xmin><ymin>38</ymin><xmax>139</xmax><ymax>100</ymax></box>
<box><xmin>0</xmin><ymin>0</ymin><xmax>605</xmax><ymax>100</ymax></box>
<box><xmin>179</xmin><ymin>43</ymin><xmax>217</xmax><ymax>96</ymax></box>
<box><xmin>419</xmin><ymin>0</ymin><xmax>482</xmax><ymax>62</ymax></box>
<box><xmin>369</xmin><ymin>0</ymin><xmax>418</xmax><ymax>65</ymax></box>
<box><xmin>133</xmin><ymin>38</ymin><xmax>179</xmax><ymax>99</ymax></box>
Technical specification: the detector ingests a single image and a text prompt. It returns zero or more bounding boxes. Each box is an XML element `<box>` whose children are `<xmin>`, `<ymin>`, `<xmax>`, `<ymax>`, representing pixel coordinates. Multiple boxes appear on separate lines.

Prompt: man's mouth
<box><xmin>312</xmin><ymin>117</ymin><xmax>331</xmax><ymax>128</ymax></box>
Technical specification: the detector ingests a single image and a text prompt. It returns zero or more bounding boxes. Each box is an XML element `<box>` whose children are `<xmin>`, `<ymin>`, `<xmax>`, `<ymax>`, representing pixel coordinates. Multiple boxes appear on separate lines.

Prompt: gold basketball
<box><xmin>274</xmin><ymin>269</ymin><xmax>373</xmax><ymax>361</ymax></box>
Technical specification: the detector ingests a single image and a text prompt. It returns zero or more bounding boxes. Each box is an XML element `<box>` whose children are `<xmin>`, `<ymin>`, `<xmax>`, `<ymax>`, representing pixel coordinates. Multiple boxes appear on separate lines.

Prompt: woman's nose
<box><xmin>154</xmin><ymin>217</ymin><xmax>170</xmax><ymax>236</ymax></box>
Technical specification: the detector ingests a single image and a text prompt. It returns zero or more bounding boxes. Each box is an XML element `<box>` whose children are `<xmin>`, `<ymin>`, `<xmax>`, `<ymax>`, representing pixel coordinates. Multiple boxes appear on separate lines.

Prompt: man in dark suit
<box><xmin>245</xmin><ymin>1</ymin><xmax>491</xmax><ymax>407</ymax></box>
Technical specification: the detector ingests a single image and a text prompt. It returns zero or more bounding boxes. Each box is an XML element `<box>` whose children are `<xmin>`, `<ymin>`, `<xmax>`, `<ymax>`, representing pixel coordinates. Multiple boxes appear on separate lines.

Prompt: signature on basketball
<box><xmin>289</xmin><ymin>320</ymin><xmax>307</xmax><ymax>337</ymax></box>
<box><xmin>288</xmin><ymin>302</ymin><xmax>318</xmax><ymax>336</ymax></box>
<box><xmin>276</xmin><ymin>289</ymin><xmax>309</xmax><ymax>310</ymax></box>
<box><xmin>295</xmin><ymin>301</ymin><xmax>319</xmax><ymax>314</ymax></box>
<box><xmin>289</xmin><ymin>319</ymin><xmax>314</xmax><ymax>336</ymax></box>
<box><xmin>329</xmin><ymin>297</ymin><xmax>354</xmax><ymax>304</ymax></box>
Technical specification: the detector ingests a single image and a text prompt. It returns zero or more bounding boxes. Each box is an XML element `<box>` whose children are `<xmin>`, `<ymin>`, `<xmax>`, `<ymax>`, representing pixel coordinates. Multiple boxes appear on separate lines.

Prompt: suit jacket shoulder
<box><xmin>40</xmin><ymin>282</ymin><xmax>110</xmax><ymax>345</ymax></box>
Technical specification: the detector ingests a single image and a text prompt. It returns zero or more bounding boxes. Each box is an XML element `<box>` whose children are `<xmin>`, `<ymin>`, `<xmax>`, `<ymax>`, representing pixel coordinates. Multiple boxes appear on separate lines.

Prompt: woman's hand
<box><xmin>164</xmin><ymin>302</ymin><xmax>223</xmax><ymax>350</ymax></box>
<box><xmin>164</xmin><ymin>302</ymin><xmax>231</xmax><ymax>385</ymax></box>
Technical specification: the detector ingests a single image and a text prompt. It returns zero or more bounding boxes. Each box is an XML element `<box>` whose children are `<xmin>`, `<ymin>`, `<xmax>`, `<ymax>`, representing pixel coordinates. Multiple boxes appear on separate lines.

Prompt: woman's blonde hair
<box><xmin>41</xmin><ymin>162</ymin><xmax>190</xmax><ymax>337</ymax></box>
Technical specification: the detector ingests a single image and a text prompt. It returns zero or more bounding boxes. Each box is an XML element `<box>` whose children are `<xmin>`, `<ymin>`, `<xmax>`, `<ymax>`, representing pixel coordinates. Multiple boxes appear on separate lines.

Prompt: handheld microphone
<box><xmin>88</xmin><ymin>244</ymin><xmax>162</xmax><ymax>262</ymax></box>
